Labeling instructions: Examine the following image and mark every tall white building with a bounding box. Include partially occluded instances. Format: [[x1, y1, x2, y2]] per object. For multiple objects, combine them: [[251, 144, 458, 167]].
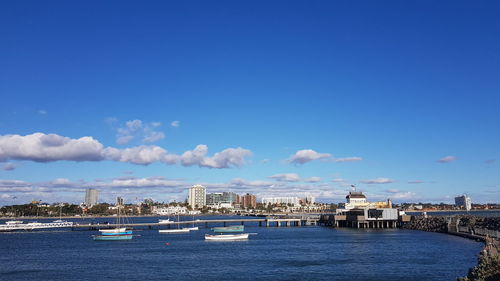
[[455, 195, 472, 211], [85, 188, 98, 206], [188, 184, 206, 208]]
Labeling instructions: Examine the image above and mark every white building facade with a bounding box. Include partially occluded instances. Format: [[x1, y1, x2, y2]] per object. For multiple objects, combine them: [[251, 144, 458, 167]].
[[188, 184, 206, 208], [85, 188, 98, 206], [262, 197, 300, 206], [455, 195, 472, 211]]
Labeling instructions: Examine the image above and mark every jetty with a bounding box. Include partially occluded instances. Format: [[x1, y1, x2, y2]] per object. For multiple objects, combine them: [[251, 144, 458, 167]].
[[70, 217, 319, 231]]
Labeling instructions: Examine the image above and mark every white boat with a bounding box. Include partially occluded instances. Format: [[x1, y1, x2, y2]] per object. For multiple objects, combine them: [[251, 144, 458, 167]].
[[159, 214, 190, 234], [205, 233, 249, 241], [159, 228, 190, 233], [5, 220, 23, 225], [99, 227, 127, 233], [183, 226, 199, 231], [158, 219, 173, 224]]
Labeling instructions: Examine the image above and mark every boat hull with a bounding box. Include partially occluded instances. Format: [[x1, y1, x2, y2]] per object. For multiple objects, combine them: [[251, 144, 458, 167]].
[[159, 229, 190, 233], [100, 231, 132, 235], [93, 234, 133, 241], [99, 227, 127, 233], [205, 233, 249, 241]]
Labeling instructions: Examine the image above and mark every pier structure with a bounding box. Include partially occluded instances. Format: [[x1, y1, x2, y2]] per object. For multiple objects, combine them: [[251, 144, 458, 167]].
[[318, 190, 411, 229], [69, 217, 319, 231]]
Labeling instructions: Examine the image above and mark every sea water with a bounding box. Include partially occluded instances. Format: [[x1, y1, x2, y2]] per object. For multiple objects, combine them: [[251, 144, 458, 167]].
[[0, 216, 483, 281]]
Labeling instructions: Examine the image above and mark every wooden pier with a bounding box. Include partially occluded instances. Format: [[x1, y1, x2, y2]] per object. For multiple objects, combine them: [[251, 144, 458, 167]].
[[71, 217, 318, 231]]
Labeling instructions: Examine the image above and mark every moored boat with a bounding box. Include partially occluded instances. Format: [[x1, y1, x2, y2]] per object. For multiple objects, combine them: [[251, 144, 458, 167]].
[[93, 234, 133, 241], [159, 228, 190, 233], [205, 233, 249, 241]]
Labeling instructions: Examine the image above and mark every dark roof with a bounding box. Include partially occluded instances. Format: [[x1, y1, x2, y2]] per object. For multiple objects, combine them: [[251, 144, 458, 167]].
[[346, 192, 366, 199]]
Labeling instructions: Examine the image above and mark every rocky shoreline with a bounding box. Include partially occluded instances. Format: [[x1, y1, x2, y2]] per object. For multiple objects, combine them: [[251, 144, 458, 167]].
[[403, 215, 499, 281]]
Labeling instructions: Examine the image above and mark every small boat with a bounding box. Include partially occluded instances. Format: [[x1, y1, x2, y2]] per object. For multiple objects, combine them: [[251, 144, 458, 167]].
[[212, 225, 244, 233], [94, 201, 133, 241], [205, 233, 249, 241], [159, 228, 190, 233], [99, 227, 127, 233], [159, 214, 189, 234], [93, 234, 133, 241], [158, 219, 173, 224], [183, 226, 199, 231]]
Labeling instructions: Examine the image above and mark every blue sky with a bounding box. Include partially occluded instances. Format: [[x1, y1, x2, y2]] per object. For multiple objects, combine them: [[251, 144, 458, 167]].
[[0, 0, 499, 205]]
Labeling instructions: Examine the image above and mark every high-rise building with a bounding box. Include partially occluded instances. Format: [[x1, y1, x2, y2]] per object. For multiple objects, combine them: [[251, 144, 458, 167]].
[[188, 184, 206, 208], [116, 197, 124, 206], [455, 195, 472, 211], [242, 193, 257, 208], [85, 188, 98, 206]]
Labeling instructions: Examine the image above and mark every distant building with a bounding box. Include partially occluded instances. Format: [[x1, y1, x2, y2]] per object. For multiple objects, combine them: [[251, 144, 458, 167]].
[[305, 195, 315, 205], [337, 191, 391, 211], [85, 188, 98, 206], [188, 184, 206, 208], [262, 197, 300, 206], [116, 197, 124, 206], [152, 206, 188, 215], [222, 192, 238, 204], [455, 195, 472, 211], [242, 193, 257, 208], [206, 193, 223, 205]]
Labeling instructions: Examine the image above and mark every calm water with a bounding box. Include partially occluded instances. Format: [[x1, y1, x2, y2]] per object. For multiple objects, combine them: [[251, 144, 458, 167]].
[[0, 216, 483, 281]]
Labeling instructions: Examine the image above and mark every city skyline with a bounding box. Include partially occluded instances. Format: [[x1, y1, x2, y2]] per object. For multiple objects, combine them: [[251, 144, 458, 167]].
[[1, 1, 499, 205]]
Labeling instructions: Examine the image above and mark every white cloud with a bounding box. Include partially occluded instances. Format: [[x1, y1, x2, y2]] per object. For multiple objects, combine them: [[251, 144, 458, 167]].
[[0, 133, 105, 162], [335, 157, 362, 163], [287, 149, 331, 164], [104, 145, 171, 165], [269, 173, 301, 182], [331, 178, 345, 183], [180, 145, 252, 169], [2, 163, 16, 171], [230, 178, 274, 187], [116, 119, 165, 144], [304, 177, 321, 183], [361, 178, 394, 184], [0, 133, 251, 169], [437, 155, 457, 163], [38, 109, 47, 115], [171, 120, 180, 128]]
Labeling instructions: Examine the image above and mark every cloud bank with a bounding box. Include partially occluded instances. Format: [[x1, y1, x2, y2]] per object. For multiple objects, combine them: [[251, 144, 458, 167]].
[[0, 133, 252, 169]]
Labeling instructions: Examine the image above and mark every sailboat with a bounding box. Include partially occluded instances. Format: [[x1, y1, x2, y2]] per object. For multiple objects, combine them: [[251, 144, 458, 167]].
[[183, 215, 199, 231], [159, 213, 189, 234], [93, 203, 133, 241]]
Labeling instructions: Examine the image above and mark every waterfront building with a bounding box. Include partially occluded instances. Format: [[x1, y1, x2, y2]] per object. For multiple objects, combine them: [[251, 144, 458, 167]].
[[206, 192, 223, 205], [337, 191, 391, 211], [152, 206, 188, 215], [262, 197, 300, 206], [188, 184, 206, 208], [84, 188, 98, 206], [222, 192, 238, 204], [332, 191, 403, 228], [242, 193, 257, 208], [455, 195, 472, 211], [305, 195, 315, 205]]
